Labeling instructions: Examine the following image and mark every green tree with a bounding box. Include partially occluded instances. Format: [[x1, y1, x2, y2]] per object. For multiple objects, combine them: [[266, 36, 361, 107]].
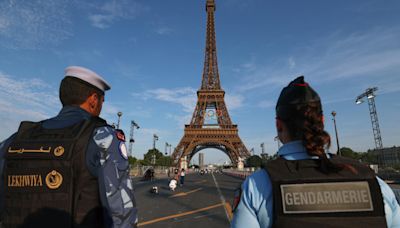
[[340, 147, 360, 160], [142, 148, 173, 166], [157, 156, 173, 166], [143, 148, 163, 164], [245, 155, 262, 168], [128, 156, 137, 165]]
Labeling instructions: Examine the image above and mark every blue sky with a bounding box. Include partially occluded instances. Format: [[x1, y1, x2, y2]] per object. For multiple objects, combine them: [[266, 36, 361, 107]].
[[0, 0, 399, 165]]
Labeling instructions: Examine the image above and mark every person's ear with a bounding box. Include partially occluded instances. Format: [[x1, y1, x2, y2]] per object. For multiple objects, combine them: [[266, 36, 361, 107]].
[[88, 93, 98, 109]]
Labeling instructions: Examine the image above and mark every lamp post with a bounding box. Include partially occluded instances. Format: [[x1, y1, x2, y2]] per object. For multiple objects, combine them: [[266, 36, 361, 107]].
[[153, 134, 159, 150], [117, 112, 123, 129], [129, 120, 140, 157], [331, 111, 341, 156], [274, 136, 281, 150], [165, 142, 169, 155]]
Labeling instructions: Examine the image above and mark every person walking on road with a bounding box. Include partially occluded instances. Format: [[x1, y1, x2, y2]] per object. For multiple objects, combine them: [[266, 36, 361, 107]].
[[231, 76, 400, 228], [0, 66, 138, 227], [180, 169, 186, 186]]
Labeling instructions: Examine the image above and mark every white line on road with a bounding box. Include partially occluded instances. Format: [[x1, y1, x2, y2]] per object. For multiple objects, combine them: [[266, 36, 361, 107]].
[[211, 172, 231, 223]]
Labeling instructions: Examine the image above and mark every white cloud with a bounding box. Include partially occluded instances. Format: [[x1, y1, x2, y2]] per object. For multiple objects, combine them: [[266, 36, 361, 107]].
[[0, 72, 59, 140], [258, 100, 275, 108], [155, 27, 173, 35], [225, 93, 244, 110], [141, 87, 197, 112], [0, 0, 72, 49], [138, 87, 244, 113], [88, 0, 147, 29], [288, 57, 296, 69], [235, 27, 400, 93]]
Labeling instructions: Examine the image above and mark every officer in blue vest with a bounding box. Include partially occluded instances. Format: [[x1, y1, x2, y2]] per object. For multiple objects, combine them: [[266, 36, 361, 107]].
[[231, 76, 400, 228], [0, 66, 138, 227]]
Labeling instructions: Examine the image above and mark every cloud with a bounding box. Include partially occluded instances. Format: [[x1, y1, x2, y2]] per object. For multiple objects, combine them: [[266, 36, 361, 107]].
[[0, 71, 59, 140], [88, 0, 148, 29], [137, 87, 244, 113], [288, 57, 296, 69], [225, 93, 244, 110], [258, 100, 275, 108], [235, 27, 400, 93], [140, 87, 197, 112], [0, 0, 72, 49], [155, 27, 173, 35]]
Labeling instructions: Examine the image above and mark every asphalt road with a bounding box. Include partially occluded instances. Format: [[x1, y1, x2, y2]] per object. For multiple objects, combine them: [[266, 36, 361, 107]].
[[134, 172, 243, 228]]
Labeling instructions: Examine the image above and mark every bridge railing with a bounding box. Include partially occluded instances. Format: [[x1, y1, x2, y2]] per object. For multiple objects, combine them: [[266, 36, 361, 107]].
[[222, 168, 257, 179]]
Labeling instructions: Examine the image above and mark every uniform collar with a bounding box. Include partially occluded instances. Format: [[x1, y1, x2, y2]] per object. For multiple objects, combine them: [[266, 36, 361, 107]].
[[277, 140, 312, 160], [277, 140, 332, 160], [58, 105, 92, 119]]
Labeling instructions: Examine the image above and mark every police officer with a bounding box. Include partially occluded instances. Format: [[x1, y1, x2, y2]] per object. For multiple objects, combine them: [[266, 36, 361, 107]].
[[231, 76, 400, 227], [0, 66, 138, 227]]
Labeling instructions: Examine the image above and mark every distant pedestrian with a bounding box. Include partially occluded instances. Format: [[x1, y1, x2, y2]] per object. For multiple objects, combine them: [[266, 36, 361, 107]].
[[180, 169, 186, 186], [169, 178, 178, 191]]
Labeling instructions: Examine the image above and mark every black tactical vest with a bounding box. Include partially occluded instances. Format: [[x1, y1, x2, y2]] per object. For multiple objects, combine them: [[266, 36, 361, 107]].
[[264, 156, 387, 228], [2, 117, 107, 228]]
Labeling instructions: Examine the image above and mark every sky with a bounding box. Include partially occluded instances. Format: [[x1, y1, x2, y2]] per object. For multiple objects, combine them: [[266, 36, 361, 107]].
[[0, 0, 399, 165]]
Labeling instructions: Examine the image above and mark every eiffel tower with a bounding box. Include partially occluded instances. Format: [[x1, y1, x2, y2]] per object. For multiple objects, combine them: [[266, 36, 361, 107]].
[[172, 0, 250, 167]]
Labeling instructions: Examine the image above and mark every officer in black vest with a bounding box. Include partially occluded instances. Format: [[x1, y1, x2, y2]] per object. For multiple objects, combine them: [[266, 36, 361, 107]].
[[0, 66, 138, 227], [231, 76, 400, 227]]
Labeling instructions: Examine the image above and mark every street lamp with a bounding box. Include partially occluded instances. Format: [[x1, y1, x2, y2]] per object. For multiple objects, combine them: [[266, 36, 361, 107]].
[[117, 112, 123, 129], [153, 134, 159, 150], [249, 148, 254, 156], [129, 120, 140, 156], [165, 142, 170, 155], [274, 136, 281, 150], [331, 111, 341, 156]]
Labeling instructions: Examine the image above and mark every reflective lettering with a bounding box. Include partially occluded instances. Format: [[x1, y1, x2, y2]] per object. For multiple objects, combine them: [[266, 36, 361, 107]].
[[331, 191, 343, 204], [285, 193, 293, 205], [361, 190, 369, 203], [7, 175, 43, 187], [293, 192, 300, 205]]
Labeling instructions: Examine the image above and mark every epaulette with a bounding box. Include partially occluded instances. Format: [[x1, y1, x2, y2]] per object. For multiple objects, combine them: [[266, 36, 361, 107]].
[[115, 129, 126, 142]]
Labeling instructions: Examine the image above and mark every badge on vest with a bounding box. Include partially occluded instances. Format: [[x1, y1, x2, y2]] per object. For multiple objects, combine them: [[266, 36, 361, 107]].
[[280, 181, 373, 214], [119, 142, 128, 160], [45, 170, 63, 189]]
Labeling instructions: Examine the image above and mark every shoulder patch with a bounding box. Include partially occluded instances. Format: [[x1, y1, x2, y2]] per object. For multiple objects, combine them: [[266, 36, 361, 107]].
[[115, 129, 126, 142], [119, 142, 129, 160]]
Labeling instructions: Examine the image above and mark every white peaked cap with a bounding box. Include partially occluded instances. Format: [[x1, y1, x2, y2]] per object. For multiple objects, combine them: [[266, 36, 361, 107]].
[[64, 66, 111, 92]]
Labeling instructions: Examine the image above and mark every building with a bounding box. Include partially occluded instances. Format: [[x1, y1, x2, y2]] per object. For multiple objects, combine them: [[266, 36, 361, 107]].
[[199, 153, 204, 169], [370, 146, 400, 167]]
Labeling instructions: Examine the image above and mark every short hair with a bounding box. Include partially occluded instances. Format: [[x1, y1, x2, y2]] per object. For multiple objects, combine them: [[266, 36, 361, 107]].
[[59, 76, 104, 106]]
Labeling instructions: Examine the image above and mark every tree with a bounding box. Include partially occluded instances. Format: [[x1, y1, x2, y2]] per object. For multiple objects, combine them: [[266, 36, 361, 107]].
[[340, 147, 360, 160], [128, 156, 137, 165], [143, 148, 163, 165], [245, 155, 262, 168], [142, 148, 173, 166]]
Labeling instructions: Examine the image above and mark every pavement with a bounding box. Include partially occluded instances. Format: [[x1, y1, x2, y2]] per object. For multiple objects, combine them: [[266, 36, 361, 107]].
[[133, 172, 243, 228]]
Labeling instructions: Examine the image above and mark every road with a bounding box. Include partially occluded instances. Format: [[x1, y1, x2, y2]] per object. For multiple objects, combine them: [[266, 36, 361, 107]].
[[134, 172, 242, 228]]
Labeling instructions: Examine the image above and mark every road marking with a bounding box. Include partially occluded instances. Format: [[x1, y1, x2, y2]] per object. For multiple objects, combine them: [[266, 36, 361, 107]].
[[212, 172, 231, 223], [224, 202, 233, 220], [169, 187, 203, 198], [137, 203, 224, 227]]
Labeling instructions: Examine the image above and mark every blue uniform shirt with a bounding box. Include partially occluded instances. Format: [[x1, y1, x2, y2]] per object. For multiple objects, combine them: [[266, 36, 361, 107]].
[[231, 140, 400, 228], [0, 106, 137, 227]]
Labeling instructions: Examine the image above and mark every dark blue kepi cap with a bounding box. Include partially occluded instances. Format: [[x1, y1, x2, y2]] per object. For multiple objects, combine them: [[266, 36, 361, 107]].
[[276, 76, 321, 119]]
